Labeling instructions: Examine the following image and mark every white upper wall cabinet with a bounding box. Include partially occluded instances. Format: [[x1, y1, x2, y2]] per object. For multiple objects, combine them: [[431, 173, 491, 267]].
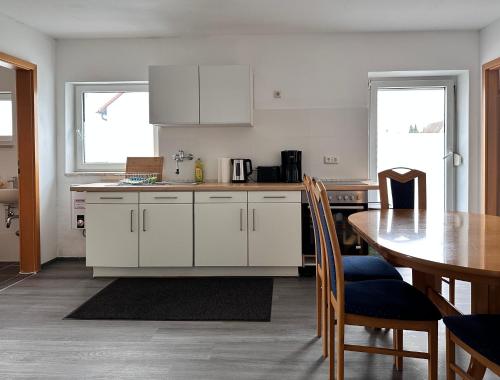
[[199, 65, 252, 125], [149, 65, 200, 125], [148, 64, 253, 126]]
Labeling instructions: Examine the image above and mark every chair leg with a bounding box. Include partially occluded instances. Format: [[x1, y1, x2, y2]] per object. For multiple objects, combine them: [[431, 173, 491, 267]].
[[316, 272, 322, 338], [428, 323, 438, 380], [449, 279, 455, 305], [336, 316, 345, 380], [322, 277, 328, 358], [328, 302, 335, 379], [446, 329, 456, 380], [393, 329, 403, 370]]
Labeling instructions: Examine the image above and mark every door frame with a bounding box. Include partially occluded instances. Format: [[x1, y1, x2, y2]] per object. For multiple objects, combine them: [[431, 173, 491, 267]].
[[0, 52, 40, 273], [483, 57, 500, 215], [368, 78, 457, 211]]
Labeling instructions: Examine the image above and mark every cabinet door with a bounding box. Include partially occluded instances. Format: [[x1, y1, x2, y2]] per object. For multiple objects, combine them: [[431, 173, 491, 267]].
[[139, 204, 193, 267], [86, 204, 139, 267], [195, 203, 247, 266], [149, 65, 200, 125], [249, 203, 301, 267], [199, 65, 252, 125]]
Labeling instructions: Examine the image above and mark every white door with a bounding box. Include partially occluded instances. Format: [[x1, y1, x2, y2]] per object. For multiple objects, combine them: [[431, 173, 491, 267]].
[[248, 203, 302, 267], [195, 203, 247, 266], [148, 65, 200, 125], [199, 65, 252, 124], [369, 79, 458, 211], [86, 203, 139, 267], [139, 204, 193, 267]]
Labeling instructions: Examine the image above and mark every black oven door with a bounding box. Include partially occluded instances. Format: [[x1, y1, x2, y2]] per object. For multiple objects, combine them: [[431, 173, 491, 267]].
[[330, 204, 368, 255]]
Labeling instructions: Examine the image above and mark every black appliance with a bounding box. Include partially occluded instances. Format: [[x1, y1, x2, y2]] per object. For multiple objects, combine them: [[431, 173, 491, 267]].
[[231, 159, 253, 183], [301, 188, 368, 267], [257, 166, 281, 183], [281, 150, 302, 183]]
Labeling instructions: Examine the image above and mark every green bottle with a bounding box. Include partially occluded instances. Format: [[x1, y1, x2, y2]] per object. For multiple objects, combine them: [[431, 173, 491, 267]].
[[195, 158, 204, 183]]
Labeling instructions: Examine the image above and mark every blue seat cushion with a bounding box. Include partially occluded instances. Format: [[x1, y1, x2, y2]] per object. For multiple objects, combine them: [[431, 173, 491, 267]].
[[343, 256, 402, 282], [345, 279, 442, 321], [444, 314, 500, 365]]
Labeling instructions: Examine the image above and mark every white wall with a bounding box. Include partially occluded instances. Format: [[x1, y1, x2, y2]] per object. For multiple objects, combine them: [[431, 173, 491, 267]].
[[56, 32, 480, 257], [0, 13, 57, 264], [0, 66, 18, 261]]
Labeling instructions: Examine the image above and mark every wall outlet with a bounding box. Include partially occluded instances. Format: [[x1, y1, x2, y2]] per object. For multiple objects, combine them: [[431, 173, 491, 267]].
[[324, 155, 339, 165]]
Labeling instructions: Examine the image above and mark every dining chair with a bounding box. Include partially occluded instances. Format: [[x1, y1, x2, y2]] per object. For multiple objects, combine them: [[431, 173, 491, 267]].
[[303, 175, 403, 359], [444, 314, 500, 379], [315, 179, 442, 380]]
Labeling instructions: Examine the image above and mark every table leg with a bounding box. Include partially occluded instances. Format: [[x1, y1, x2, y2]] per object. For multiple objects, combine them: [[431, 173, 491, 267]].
[[466, 282, 500, 380], [411, 270, 441, 295]]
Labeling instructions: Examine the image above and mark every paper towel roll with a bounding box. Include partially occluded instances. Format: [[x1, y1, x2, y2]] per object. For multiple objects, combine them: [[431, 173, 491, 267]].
[[218, 158, 231, 183]]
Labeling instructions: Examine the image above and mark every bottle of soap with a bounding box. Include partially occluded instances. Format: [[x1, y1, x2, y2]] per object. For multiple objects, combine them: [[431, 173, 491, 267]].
[[195, 158, 204, 183]]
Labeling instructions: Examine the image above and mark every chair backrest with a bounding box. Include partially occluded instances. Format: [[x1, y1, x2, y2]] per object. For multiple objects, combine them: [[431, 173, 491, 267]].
[[303, 175, 322, 267], [378, 168, 427, 210], [314, 179, 345, 310]]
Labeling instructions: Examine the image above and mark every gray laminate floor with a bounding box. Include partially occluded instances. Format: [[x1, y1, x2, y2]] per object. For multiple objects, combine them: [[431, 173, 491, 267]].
[[0, 260, 496, 379]]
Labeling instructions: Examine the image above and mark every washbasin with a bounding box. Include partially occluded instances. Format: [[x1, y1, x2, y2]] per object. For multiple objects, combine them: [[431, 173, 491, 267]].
[[0, 189, 18, 204]]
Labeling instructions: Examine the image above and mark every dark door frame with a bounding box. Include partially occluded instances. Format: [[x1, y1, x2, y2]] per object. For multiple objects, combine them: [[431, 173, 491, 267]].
[[0, 52, 40, 273]]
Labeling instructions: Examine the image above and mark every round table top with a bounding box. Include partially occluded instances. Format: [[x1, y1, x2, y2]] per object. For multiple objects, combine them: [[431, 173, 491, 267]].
[[348, 210, 500, 282]]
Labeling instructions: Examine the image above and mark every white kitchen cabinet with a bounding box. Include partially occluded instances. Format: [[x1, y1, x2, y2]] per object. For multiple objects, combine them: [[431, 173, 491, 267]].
[[139, 204, 193, 267], [86, 203, 139, 267], [199, 65, 252, 125], [149, 65, 200, 125], [195, 203, 248, 266], [248, 202, 302, 267]]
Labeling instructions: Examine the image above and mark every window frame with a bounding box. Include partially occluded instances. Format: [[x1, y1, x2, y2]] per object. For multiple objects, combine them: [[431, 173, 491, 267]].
[[368, 78, 456, 210], [0, 92, 15, 146], [74, 82, 157, 172]]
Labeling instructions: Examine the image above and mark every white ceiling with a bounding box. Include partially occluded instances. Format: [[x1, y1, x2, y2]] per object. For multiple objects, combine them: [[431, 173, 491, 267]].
[[0, 0, 499, 39]]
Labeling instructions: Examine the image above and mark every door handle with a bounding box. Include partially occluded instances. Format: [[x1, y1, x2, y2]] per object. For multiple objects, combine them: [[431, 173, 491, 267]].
[[100, 196, 124, 200], [143, 209, 146, 232], [252, 208, 256, 231], [443, 151, 462, 167], [209, 196, 233, 199], [263, 195, 286, 199], [240, 208, 243, 231], [154, 196, 178, 199], [130, 210, 134, 232]]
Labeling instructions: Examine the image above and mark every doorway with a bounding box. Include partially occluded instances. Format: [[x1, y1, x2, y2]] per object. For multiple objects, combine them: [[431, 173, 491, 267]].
[[483, 58, 500, 216], [0, 52, 40, 274], [369, 79, 457, 211]]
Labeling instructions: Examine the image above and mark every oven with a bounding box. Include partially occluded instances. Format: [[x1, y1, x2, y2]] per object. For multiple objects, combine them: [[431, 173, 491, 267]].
[[301, 189, 369, 268]]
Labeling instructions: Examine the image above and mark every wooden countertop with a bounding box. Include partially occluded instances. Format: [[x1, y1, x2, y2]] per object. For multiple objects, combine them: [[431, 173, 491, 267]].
[[70, 181, 378, 192]]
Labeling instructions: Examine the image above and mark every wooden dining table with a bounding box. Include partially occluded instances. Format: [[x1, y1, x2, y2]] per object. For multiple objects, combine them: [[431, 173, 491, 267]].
[[348, 209, 500, 380]]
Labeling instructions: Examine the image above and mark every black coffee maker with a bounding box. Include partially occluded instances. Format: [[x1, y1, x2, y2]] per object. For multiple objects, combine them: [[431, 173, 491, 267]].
[[281, 150, 302, 183]]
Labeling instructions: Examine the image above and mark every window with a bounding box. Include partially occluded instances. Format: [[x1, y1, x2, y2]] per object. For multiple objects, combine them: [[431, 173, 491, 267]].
[[75, 83, 156, 171], [0, 92, 14, 146]]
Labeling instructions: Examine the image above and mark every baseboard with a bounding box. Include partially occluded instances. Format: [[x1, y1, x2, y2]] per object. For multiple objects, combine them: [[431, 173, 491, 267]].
[[42, 257, 85, 268]]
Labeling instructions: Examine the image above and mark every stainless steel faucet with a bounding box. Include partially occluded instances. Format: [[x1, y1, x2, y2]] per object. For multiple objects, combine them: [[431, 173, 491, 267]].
[[5, 205, 18, 229], [172, 150, 194, 175]]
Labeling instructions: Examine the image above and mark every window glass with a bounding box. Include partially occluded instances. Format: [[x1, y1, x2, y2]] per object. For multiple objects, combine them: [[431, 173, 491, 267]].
[[81, 91, 154, 165], [0, 94, 13, 138]]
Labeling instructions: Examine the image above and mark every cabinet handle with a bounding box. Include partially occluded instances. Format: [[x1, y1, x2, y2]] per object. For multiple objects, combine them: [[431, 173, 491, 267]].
[[263, 195, 286, 199], [130, 210, 134, 232], [100, 196, 124, 200], [154, 196, 178, 199], [252, 208, 256, 231], [209, 196, 233, 199], [240, 208, 243, 231], [143, 209, 147, 232]]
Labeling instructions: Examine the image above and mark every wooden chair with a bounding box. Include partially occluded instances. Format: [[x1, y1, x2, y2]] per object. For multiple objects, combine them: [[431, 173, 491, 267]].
[[315, 179, 441, 380], [444, 314, 500, 379], [303, 175, 403, 359]]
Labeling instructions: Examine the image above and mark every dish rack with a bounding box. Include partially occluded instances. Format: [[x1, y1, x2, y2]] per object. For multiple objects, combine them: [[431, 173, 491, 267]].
[[119, 172, 160, 185]]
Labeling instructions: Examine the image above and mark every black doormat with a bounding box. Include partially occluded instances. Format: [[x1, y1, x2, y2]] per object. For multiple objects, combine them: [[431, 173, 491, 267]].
[[66, 277, 274, 321]]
